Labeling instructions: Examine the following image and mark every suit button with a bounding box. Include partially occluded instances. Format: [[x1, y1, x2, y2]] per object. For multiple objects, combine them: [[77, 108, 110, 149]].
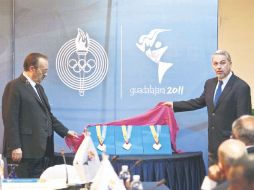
[[212, 113, 215, 116], [211, 126, 215, 130]]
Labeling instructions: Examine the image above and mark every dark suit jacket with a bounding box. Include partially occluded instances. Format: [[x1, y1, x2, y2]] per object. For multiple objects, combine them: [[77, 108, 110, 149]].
[[173, 74, 252, 154], [247, 146, 254, 154], [2, 74, 69, 159]]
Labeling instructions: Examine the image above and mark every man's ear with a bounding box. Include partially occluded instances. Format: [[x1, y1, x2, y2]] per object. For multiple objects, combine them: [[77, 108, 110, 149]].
[[28, 65, 36, 72]]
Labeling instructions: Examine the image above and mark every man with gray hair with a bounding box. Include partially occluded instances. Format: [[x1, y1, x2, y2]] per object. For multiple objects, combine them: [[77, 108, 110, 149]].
[[231, 115, 254, 153], [164, 50, 252, 165]]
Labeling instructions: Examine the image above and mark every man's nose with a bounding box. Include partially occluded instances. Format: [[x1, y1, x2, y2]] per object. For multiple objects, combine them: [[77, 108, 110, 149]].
[[216, 64, 222, 69]]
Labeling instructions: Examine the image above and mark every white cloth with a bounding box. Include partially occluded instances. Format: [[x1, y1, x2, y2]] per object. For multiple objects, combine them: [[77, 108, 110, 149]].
[[40, 164, 82, 189], [90, 155, 126, 190], [200, 176, 217, 190], [73, 133, 100, 183]]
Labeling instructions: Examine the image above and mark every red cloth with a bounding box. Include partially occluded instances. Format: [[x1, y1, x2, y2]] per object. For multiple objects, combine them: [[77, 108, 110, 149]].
[[65, 102, 180, 152], [65, 134, 85, 153]]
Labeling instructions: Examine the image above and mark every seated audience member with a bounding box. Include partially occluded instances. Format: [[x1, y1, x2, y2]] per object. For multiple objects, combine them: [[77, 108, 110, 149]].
[[209, 139, 246, 182], [201, 139, 247, 190], [227, 155, 254, 190], [231, 115, 254, 153]]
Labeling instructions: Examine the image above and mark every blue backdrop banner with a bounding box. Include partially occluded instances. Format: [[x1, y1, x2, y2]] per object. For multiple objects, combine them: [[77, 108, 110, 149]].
[[12, 0, 217, 168]]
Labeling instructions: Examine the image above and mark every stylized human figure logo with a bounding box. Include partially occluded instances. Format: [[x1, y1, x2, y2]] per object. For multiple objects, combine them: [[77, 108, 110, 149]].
[[136, 29, 173, 84], [56, 28, 108, 96]]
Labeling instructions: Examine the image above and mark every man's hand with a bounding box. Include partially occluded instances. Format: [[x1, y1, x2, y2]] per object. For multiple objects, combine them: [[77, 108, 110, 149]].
[[208, 164, 225, 182], [163, 101, 173, 107], [67, 130, 78, 138], [11, 148, 22, 162]]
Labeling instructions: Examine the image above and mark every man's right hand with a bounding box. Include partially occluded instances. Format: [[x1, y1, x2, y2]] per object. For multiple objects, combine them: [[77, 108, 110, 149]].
[[11, 148, 22, 162], [163, 101, 173, 107], [208, 164, 225, 182]]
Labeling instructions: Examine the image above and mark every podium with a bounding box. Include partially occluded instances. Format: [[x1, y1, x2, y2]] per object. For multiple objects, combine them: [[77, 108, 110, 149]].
[[88, 125, 172, 156]]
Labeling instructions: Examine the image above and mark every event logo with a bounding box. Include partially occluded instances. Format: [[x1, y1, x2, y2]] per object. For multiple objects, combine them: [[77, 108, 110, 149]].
[[56, 28, 109, 96], [136, 29, 173, 84]]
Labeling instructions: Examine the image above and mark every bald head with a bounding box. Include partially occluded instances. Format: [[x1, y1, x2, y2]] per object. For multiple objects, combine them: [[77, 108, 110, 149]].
[[218, 139, 247, 171], [232, 115, 254, 146]]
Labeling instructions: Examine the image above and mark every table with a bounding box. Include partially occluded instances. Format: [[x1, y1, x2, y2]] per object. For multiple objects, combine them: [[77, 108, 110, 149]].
[[143, 182, 170, 190], [54, 151, 206, 190]]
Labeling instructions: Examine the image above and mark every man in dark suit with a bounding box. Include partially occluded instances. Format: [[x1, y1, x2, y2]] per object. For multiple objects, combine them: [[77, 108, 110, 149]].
[[231, 115, 254, 154], [164, 50, 252, 165], [2, 53, 77, 178]]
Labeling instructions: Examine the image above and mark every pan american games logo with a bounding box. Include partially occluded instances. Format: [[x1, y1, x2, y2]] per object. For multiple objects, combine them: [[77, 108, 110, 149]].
[[56, 28, 108, 96], [136, 29, 173, 84]]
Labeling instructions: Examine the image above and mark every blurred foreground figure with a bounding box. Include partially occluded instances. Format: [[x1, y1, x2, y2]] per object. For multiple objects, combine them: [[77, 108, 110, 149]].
[[228, 155, 254, 190]]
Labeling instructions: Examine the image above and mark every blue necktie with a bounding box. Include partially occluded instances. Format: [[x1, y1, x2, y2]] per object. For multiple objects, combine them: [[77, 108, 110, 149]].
[[214, 80, 223, 106]]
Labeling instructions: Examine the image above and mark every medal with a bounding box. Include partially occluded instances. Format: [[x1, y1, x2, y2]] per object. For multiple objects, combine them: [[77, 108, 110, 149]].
[[96, 125, 107, 151], [121, 125, 132, 150]]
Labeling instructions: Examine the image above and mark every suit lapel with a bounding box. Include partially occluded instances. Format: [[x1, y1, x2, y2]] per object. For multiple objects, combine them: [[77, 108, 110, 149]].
[[18, 75, 47, 110], [36, 84, 51, 111], [209, 78, 218, 110]]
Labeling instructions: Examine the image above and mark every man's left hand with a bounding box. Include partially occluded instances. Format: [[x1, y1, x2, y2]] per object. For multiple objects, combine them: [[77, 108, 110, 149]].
[[67, 130, 78, 138]]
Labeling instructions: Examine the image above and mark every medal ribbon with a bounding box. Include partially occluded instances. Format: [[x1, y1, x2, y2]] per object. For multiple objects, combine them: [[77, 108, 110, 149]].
[[96, 125, 107, 145], [149, 125, 160, 144], [121, 125, 132, 144], [122, 125, 128, 143]]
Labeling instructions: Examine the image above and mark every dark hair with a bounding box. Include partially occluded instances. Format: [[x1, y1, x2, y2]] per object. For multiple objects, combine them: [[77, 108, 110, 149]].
[[232, 155, 254, 183], [23, 53, 48, 71]]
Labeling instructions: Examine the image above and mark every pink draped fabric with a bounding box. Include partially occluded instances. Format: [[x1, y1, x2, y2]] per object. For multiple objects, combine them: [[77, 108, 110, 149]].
[[65, 102, 180, 153], [65, 134, 85, 153]]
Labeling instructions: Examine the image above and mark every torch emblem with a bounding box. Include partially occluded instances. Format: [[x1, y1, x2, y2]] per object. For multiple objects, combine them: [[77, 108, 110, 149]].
[[56, 28, 109, 96]]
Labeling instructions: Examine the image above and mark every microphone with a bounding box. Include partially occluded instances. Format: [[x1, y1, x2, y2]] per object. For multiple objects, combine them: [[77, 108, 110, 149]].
[[60, 149, 69, 185], [60, 150, 85, 190], [111, 155, 119, 162], [129, 159, 143, 172], [148, 179, 166, 190]]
